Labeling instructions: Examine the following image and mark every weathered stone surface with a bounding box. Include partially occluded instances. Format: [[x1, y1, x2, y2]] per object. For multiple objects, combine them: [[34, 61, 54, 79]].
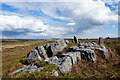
[[76, 49, 96, 62], [51, 70, 59, 76], [96, 45, 109, 60], [9, 65, 44, 75], [62, 53, 77, 65], [69, 46, 79, 52], [44, 39, 67, 57], [44, 56, 59, 65], [74, 36, 78, 43], [57, 55, 72, 74], [79, 42, 98, 48], [37, 46, 48, 58], [65, 40, 69, 44], [27, 49, 44, 63]]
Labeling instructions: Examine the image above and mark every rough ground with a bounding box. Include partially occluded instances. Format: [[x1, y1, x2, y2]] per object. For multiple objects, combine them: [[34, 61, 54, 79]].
[[1, 39, 120, 79]]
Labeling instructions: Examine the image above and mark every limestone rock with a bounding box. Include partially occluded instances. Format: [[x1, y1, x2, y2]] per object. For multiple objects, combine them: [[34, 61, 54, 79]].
[[58, 55, 72, 74], [44, 39, 67, 57], [51, 70, 59, 76], [9, 65, 44, 75], [76, 49, 96, 62], [65, 40, 69, 44], [79, 42, 98, 48], [27, 49, 44, 63], [37, 46, 48, 58], [44, 56, 59, 65], [96, 45, 109, 60]]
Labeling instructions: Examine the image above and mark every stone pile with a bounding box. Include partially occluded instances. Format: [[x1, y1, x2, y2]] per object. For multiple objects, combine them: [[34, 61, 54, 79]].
[[10, 36, 109, 76]]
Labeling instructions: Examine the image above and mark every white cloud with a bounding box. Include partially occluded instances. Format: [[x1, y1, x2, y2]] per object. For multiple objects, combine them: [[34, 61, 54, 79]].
[[67, 22, 75, 26], [1, 0, 118, 38], [112, 25, 116, 27], [0, 15, 48, 31]]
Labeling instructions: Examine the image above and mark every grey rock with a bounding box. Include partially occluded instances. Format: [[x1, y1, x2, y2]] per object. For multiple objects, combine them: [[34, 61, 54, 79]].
[[37, 46, 48, 58], [69, 46, 79, 52], [62, 52, 77, 65], [44, 56, 59, 65], [79, 46, 84, 48], [79, 42, 98, 48], [99, 37, 103, 45], [96, 45, 109, 60], [74, 51, 81, 60], [62, 52, 81, 65], [51, 70, 59, 76], [65, 40, 69, 44], [76, 49, 96, 62], [44, 39, 67, 57], [58, 55, 72, 74], [27, 49, 44, 63], [9, 65, 44, 75], [74, 36, 78, 43]]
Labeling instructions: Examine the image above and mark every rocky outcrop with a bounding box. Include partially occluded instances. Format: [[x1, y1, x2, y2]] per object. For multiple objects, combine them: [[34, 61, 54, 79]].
[[27, 39, 67, 63], [76, 49, 96, 62], [11, 37, 110, 75]]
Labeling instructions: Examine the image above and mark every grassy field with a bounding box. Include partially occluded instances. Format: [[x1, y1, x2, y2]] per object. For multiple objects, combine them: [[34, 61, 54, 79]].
[[1, 39, 120, 79]]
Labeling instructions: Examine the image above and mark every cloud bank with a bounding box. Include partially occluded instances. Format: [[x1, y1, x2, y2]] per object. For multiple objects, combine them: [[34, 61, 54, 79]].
[[1, 0, 118, 39]]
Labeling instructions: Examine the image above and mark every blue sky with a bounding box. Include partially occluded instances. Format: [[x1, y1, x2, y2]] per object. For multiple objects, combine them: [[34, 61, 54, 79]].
[[0, 0, 119, 39]]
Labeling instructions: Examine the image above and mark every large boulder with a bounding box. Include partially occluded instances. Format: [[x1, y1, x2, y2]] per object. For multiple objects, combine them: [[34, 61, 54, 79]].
[[44, 39, 67, 57], [57, 55, 72, 74], [27, 49, 44, 63], [44, 56, 59, 66], [76, 49, 96, 62]]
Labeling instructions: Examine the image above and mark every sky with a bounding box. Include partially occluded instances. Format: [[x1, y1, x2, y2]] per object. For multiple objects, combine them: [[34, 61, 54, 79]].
[[0, 0, 119, 39]]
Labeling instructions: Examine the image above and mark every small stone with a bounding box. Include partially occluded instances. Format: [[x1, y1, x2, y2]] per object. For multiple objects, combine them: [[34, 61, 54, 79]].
[[51, 70, 59, 76]]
